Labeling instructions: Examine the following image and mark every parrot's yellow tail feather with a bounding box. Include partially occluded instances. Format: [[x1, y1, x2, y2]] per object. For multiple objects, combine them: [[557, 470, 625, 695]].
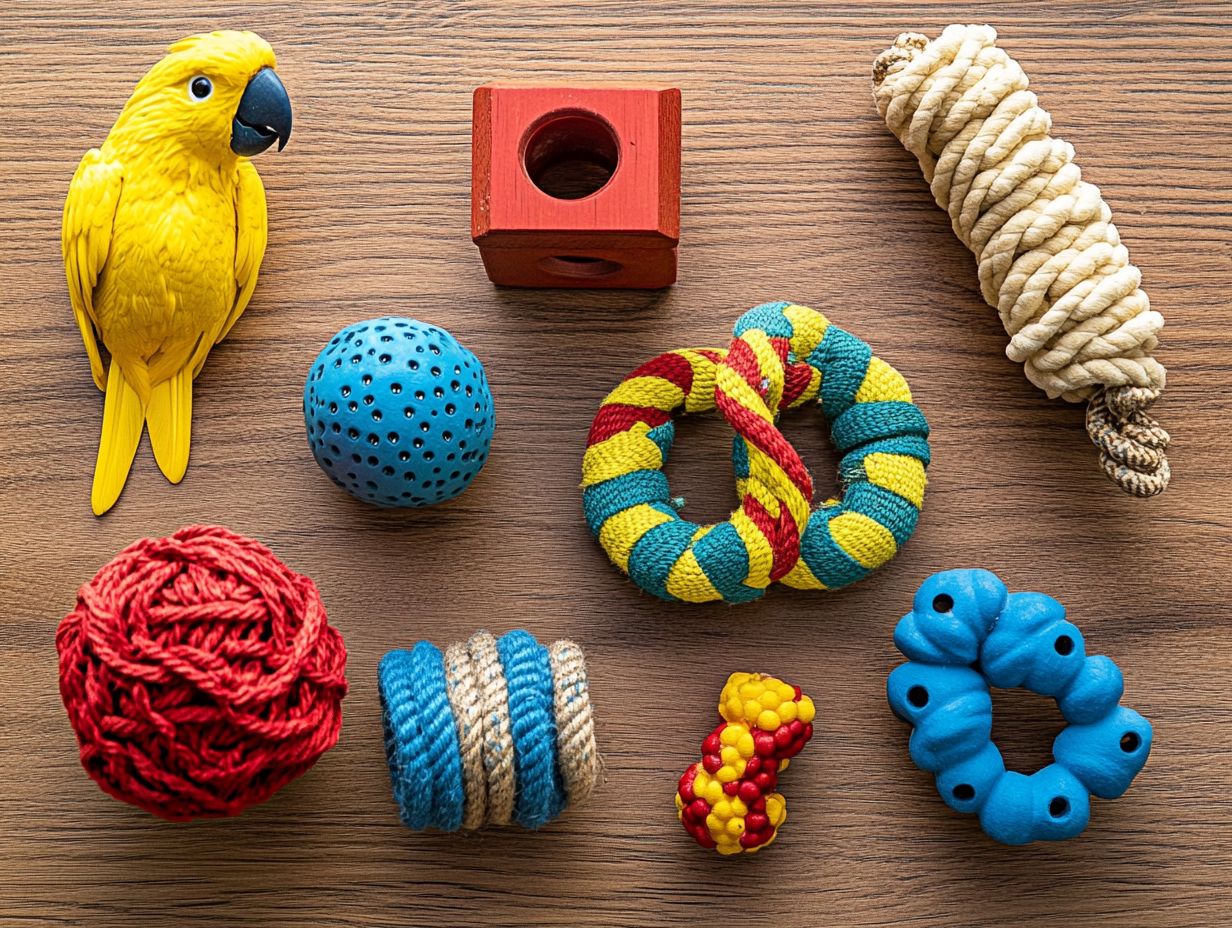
[[92, 360, 144, 516], [147, 368, 193, 484]]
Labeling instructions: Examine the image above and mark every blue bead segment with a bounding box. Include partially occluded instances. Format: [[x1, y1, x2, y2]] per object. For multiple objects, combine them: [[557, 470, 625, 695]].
[[887, 568, 1153, 845]]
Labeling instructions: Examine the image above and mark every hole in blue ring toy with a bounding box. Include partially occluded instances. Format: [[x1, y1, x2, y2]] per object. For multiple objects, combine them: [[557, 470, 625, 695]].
[[1054, 635, 1074, 655], [1049, 797, 1069, 818], [952, 784, 975, 802], [933, 594, 954, 613], [1121, 732, 1140, 752], [907, 686, 929, 708]]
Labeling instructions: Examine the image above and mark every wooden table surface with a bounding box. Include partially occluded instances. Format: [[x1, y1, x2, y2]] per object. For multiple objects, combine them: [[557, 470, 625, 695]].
[[2, 1, 1230, 925]]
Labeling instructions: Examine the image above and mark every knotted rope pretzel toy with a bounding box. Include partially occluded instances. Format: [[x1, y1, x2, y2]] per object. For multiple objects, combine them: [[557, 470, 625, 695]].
[[873, 24, 1170, 497], [582, 301, 930, 604], [889, 569, 1153, 845], [378, 630, 599, 831], [676, 672, 815, 854]]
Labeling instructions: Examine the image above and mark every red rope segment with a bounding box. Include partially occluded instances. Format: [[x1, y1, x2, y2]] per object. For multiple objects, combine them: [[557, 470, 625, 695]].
[[56, 525, 348, 821]]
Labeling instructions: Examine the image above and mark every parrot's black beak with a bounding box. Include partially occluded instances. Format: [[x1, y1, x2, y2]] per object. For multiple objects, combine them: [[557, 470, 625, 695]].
[[231, 67, 292, 156]]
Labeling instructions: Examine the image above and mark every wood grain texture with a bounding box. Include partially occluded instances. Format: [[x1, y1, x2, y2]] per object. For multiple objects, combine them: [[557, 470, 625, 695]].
[[2, 1, 1230, 925]]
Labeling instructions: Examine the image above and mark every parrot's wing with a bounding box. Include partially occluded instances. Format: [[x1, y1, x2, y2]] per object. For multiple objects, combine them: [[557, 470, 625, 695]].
[[213, 158, 268, 349], [63, 149, 123, 392]]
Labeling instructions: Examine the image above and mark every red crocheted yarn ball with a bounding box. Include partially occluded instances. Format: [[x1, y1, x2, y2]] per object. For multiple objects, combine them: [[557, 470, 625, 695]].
[[56, 525, 348, 821]]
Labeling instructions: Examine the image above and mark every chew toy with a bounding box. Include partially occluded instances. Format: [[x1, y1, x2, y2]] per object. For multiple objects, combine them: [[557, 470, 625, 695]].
[[56, 525, 348, 820], [676, 672, 815, 854], [63, 31, 293, 514], [305, 317, 495, 507], [582, 301, 929, 603], [472, 84, 680, 288], [378, 630, 599, 831], [888, 568, 1153, 845], [873, 25, 1169, 496]]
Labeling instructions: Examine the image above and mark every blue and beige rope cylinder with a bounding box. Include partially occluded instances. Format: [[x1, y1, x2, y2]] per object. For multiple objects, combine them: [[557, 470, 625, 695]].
[[378, 630, 599, 831]]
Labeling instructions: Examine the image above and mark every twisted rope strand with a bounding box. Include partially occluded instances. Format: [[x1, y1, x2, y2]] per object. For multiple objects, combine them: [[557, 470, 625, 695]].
[[873, 24, 1170, 497], [548, 640, 599, 806]]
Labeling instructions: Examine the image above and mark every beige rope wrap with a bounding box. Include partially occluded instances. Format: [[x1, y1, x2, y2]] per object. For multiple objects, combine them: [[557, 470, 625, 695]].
[[465, 631, 517, 826], [873, 24, 1170, 497], [443, 641, 490, 830], [548, 640, 600, 806], [441, 632, 600, 829]]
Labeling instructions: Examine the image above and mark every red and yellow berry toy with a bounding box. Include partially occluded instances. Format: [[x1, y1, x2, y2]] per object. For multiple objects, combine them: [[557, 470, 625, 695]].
[[676, 672, 815, 854]]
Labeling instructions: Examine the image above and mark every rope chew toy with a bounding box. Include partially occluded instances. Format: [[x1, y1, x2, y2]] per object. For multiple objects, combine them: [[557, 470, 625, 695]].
[[379, 630, 599, 831], [873, 25, 1170, 497], [676, 672, 815, 854], [583, 301, 930, 603], [888, 569, 1153, 845], [56, 525, 348, 820]]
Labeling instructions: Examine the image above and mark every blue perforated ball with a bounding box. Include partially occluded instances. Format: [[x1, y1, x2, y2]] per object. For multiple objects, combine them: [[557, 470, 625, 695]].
[[304, 317, 495, 507]]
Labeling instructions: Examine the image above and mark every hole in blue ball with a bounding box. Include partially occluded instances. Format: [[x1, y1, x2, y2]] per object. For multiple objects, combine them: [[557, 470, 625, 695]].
[[1054, 635, 1074, 655], [1120, 732, 1140, 753], [1049, 797, 1069, 818], [952, 784, 975, 802], [932, 594, 954, 613], [907, 686, 929, 708]]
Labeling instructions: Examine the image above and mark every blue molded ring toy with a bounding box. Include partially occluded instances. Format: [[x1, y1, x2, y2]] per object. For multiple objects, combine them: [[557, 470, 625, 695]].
[[887, 569, 1153, 845]]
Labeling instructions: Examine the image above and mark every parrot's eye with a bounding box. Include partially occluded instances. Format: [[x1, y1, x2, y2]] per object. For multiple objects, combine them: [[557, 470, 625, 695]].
[[188, 76, 213, 101]]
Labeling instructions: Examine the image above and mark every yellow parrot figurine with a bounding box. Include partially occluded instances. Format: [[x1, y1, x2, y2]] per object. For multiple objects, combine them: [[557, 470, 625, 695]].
[[62, 30, 292, 515]]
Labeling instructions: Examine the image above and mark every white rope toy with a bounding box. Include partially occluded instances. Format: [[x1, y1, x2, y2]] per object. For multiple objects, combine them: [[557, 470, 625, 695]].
[[873, 24, 1170, 497]]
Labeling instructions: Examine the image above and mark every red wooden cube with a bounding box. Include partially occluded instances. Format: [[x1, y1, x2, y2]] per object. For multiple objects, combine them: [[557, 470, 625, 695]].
[[472, 84, 681, 289]]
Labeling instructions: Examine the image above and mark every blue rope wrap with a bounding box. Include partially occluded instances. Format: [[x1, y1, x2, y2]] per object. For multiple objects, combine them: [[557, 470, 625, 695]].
[[378, 642, 464, 831], [498, 630, 567, 828]]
